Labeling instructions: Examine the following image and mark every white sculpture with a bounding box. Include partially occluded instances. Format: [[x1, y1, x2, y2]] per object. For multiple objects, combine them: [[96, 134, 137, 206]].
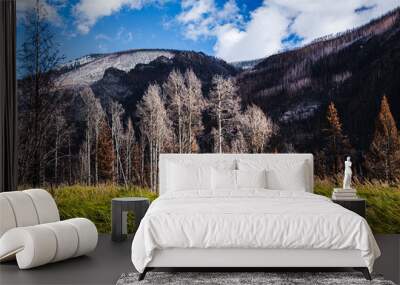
[[343, 156, 352, 189]]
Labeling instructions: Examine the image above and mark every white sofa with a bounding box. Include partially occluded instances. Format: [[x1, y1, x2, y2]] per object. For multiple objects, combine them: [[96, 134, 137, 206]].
[[0, 189, 98, 269]]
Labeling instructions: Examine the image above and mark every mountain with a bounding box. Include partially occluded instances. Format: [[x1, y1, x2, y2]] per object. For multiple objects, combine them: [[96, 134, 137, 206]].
[[55, 49, 176, 89], [90, 50, 237, 114], [49, 7, 400, 155], [237, 8, 400, 153], [53, 48, 236, 118], [58, 54, 104, 70], [229, 58, 263, 70]]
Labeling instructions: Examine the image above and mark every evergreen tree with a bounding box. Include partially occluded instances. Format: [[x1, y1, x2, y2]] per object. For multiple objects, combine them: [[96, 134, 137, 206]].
[[366, 96, 400, 183], [97, 120, 114, 183], [322, 102, 352, 175]]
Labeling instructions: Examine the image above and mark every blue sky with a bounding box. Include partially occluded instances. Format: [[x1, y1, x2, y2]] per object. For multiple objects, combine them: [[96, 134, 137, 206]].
[[17, 0, 399, 63]]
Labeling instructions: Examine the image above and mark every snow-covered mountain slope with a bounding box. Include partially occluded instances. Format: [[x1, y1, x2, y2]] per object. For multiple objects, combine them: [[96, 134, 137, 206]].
[[59, 54, 104, 70], [230, 58, 263, 70], [55, 50, 175, 89]]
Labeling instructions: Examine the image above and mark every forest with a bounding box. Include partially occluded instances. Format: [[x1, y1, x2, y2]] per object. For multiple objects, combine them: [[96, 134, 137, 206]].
[[17, 2, 400, 192]]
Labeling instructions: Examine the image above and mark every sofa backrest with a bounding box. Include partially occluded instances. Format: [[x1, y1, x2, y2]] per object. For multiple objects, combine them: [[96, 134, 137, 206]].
[[159, 153, 314, 195], [0, 189, 60, 237]]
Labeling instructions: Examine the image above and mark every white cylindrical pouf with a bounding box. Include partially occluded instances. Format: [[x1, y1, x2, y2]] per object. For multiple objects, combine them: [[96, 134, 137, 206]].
[[0, 197, 17, 237], [65, 218, 98, 257], [0, 192, 39, 227], [0, 226, 58, 269], [42, 221, 79, 262], [23, 189, 60, 224]]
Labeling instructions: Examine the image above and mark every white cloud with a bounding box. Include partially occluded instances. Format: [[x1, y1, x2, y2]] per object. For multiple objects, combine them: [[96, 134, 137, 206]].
[[178, 0, 214, 24], [95, 34, 113, 41], [97, 43, 109, 53], [176, 0, 243, 40], [116, 27, 134, 42], [276, 0, 399, 44], [73, 0, 167, 34], [177, 0, 400, 62], [94, 26, 134, 51], [95, 27, 134, 43], [213, 3, 291, 62], [17, 0, 64, 26]]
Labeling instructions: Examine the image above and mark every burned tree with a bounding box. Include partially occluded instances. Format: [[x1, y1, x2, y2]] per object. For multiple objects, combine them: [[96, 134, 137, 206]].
[[18, 0, 65, 186]]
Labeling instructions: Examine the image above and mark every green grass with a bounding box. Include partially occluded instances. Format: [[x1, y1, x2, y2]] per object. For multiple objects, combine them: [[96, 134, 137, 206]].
[[47, 182, 399, 234], [50, 184, 157, 233], [315, 180, 400, 234]]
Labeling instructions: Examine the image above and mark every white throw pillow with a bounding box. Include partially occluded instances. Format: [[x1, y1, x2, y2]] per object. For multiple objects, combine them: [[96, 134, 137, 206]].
[[167, 162, 212, 192], [212, 168, 237, 190], [236, 169, 267, 189], [237, 158, 309, 191], [266, 161, 308, 191]]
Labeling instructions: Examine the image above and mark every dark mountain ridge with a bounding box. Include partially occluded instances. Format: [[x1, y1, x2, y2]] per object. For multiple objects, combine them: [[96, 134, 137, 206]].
[[237, 7, 400, 153]]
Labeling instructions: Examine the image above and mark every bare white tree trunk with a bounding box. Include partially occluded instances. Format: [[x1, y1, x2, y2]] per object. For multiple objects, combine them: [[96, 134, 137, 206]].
[[137, 83, 172, 193], [80, 87, 105, 185], [209, 75, 241, 153], [140, 137, 145, 185], [110, 101, 127, 186], [178, 102, 182, 153], [86, 128, 91, 185], [188, 95, 192, 153], [163, 69, 186, 153], [125, 118, 135, 184], [68, 134, 72, 184], [241, 105, 276, 153], [149, 135, 153, 191], [95, 130, 98, 185], [55, 129, 58, 184], [54, 112, 66, 185], [217, 91, 222, 154], [183, 69, 204, 153]]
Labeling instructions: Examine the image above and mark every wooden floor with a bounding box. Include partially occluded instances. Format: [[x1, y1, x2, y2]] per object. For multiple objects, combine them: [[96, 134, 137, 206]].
[[0, 234, 399, 285]]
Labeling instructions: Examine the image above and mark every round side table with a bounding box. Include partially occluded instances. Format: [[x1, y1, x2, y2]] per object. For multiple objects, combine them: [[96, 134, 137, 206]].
[[111, 197, 150, 242]]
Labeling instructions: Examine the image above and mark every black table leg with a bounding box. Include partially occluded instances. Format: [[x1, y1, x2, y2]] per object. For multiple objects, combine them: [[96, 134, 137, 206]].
[[112, 202, 123, 241]]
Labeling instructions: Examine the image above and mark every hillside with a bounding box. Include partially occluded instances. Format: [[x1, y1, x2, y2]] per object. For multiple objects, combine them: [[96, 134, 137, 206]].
[[90, 50, 237, 114], [237, 8, 400, 153], [230, 58, 263, 70], [45, 7, 400, 155], [50, 48, 237, 123], [16, 7, 400, 189], [55, 49, 176, 88]]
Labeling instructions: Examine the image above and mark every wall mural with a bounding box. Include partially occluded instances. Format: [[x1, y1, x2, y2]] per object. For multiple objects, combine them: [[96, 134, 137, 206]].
[[16, 0, 400, 233]]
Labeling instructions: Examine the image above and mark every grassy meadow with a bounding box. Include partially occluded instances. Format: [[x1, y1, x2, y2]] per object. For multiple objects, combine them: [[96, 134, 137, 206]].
[[315, 180, 400, 234], [45, 182, 400, 234], [50, 185, 157, 233]]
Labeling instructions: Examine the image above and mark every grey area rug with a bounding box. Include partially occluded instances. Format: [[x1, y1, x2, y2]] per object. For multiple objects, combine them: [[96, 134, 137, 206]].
[[116, 272, 396, 285]]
